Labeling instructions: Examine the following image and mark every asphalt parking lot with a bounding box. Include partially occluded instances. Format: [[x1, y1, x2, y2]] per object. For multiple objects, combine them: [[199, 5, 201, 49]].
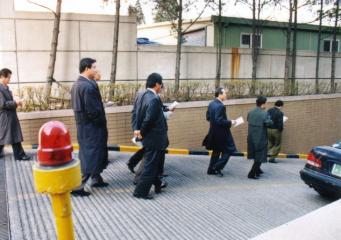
[[1, 151, 334, 240]]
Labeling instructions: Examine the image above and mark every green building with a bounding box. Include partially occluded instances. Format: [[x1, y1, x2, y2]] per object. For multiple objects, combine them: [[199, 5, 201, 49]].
[[211, 16, 341, 52]]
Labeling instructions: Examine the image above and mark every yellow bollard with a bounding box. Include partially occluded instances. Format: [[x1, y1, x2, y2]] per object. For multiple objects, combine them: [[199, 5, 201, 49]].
[[32, 121, 81, 240]]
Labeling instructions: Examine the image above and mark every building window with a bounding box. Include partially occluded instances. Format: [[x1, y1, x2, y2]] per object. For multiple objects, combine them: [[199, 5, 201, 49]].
[[240, 33, 262, 48], [323, 39, 339, 52]]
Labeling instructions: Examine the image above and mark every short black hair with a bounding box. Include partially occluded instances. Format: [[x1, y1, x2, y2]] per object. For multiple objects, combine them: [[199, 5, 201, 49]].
[[146, 73, 163, 88], [275, 100, 284, 107], [0, 68, 12, 78], [256, 96, 267, 106], [215, 87, 225, 98], [79, 58, 96, 73]]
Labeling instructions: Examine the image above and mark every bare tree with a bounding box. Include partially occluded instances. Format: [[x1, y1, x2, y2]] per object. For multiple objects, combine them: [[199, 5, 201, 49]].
[[283, 0, 293, 95], [236, 0, 279, 95], [153, 0, 215, 93], [290, 0, 298, 95], [28, 0, 62, 103], [315, 0, 324, 94], [331, 0, 340, 93], [109, 0, 121, 99], [215, 0, 223, 88]]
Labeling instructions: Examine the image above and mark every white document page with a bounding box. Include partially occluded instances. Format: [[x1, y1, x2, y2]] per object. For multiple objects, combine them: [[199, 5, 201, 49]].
[[233, 116, 244, 127]]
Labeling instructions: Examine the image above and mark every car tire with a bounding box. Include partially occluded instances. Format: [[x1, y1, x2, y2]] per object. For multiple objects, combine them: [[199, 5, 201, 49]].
[[314, 187, 339, 199]]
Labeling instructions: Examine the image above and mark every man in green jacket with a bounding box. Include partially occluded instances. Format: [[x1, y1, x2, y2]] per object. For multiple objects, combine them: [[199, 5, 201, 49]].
[[267, 100, 284, 163], [247, 96, 273, 179]]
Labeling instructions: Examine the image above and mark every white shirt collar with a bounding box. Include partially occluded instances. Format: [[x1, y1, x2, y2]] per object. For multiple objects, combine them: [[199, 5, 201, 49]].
[[216, 97, 223, 103], [80, 74, 92, 81], [147, 88, 157, 95]]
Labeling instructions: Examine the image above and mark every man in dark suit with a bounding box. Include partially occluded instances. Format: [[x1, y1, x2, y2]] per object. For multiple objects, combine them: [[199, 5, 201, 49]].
[[267, 100, 284, 163], [203, 87, 237, 177], [128, 88, 169, 177], [133, 73, 168, 200], [70, 58, 109, 197]]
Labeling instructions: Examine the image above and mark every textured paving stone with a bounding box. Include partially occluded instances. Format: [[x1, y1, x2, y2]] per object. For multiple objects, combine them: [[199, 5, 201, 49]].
[[5, 151, 333, 240]]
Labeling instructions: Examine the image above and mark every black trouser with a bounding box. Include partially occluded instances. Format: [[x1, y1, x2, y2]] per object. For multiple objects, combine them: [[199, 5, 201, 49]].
[[0, 142, 26, 159], [207, 151, 231, 173], [74, 173, 103, 191], [134, 149, 165, 183], [133, 149, 164, 197], [248, 161, 262, 177], [128, 148, 145, 168]]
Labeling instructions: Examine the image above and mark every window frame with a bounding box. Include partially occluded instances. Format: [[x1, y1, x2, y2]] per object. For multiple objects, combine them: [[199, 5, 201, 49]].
[[240, 32, 263, 49], [323, 39, 340, 52]]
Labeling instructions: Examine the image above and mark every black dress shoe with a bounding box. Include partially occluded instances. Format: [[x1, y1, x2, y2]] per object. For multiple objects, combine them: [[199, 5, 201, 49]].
[[127, 163, 135, 173], [133, 193, 153, 200], [91, 182, 109, 188], [216, 170, 224, 177], [71, 189, 91, 197], [248, 175, 259, 179], [155, 181, 168, 194], [16, 155, 31, 161], [0, 154, 4, 158], [269, 158, 278, 163], [207, 170, 217, 175]]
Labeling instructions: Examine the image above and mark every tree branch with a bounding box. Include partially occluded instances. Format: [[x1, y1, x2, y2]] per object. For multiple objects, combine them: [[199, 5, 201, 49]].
[[182, 0, 214, 33], [27, 0, 57, 17]]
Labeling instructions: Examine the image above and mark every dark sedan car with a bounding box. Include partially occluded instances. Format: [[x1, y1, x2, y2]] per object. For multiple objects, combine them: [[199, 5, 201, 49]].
[[300, 143, 341, 198]]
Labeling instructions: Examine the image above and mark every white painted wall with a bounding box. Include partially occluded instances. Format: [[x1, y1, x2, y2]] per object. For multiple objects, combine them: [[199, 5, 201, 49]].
[[1, 0, 340, 94]]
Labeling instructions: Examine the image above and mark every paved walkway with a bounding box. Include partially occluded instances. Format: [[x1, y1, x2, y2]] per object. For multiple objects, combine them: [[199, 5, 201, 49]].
[[3, 151, 333, 240]]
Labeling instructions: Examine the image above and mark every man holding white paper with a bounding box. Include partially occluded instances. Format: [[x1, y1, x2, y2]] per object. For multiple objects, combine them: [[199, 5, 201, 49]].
[[202, 87, 237, 177]]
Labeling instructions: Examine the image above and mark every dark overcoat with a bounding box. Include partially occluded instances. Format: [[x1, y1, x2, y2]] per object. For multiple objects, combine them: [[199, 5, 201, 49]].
[[136, 90, 169, 150], [203, 99, 237, 153], [0, 84, 23, 145], [71, 76, 108, 175], [247, 107, 273, 163]]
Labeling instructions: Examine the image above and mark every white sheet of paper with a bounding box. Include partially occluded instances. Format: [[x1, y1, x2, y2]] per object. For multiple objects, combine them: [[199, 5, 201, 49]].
[[104, 101, 114, 108], [233, 116, 244, 127], [131, 137, 143, 147], [168, 101, 179, 111], [283, 116, 288, 123], [163, 111, 173, 120]]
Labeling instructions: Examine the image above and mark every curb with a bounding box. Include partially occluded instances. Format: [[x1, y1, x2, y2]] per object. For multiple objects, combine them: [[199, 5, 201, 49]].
[[25, 144, 308, 159]]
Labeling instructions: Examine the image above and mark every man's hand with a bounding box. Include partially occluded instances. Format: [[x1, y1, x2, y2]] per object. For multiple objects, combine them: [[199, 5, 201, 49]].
[[15, 100, 22, 107], [134, 130, 142, 139], [231, 120, 236, 125]]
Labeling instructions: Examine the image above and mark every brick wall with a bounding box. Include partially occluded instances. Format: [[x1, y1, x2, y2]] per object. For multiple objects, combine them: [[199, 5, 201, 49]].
[[18, 94, 341, 154]]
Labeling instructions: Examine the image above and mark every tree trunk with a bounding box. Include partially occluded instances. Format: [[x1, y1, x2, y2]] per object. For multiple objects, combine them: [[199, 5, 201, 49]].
[[250, 0, 257, 96], [290, 0, 298, 95], [284, 0, 293, 96], [110, 0, 121, 99], [44, 0, 62, 103], [174, 0, 183, 93], [215, 0, 222, 88], [331, 0, 340, 93], [315, 0, 323, 94]]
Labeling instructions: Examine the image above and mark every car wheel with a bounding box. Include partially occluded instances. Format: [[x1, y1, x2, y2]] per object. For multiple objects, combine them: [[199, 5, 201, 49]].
[[313, 187, 339, 199]]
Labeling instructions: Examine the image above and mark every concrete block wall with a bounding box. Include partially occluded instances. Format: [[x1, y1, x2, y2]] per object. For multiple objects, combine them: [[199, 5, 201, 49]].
[[18, 94, 341, 154]]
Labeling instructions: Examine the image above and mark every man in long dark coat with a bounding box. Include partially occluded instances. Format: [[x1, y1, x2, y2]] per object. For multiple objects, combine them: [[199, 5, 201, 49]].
[[247, 96, 273, 179], [133, 73, 168, 200], [0, 68, 30, 160], [71, 58, 109, 197], [203, 87, 237, 177]]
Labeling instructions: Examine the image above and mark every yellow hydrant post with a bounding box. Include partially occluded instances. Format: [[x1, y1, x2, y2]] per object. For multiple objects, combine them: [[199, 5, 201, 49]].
[[32, 121, 81, 240]]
